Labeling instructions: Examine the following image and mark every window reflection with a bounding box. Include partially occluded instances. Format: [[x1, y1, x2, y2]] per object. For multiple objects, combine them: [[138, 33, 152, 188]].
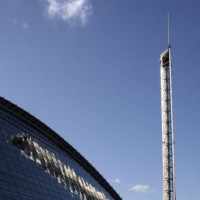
[[11, 133, 108, 200], [0, 107, 118, 200]]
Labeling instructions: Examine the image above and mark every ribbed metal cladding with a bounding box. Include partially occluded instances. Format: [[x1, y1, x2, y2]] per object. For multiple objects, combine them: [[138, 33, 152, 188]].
[[0, 97, 122, 200]]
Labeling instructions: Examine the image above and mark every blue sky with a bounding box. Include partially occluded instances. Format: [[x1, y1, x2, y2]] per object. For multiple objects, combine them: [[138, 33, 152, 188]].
[[0, 0, 200, 199]]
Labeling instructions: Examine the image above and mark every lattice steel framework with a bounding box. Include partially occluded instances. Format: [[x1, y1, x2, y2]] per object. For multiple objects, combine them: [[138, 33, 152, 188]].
[[160, 10, 176, 200], [160, 12, 176, 200]]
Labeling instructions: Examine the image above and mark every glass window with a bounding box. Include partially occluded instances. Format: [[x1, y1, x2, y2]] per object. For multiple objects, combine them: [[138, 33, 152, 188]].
[[0, 109, 116, 200]]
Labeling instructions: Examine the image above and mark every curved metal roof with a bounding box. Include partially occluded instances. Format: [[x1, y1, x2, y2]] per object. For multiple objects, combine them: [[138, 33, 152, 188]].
[[0, 97, 122, 200]]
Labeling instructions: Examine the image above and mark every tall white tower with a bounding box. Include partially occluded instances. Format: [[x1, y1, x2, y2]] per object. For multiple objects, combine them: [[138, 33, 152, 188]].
[[160, 10, 176, 200]]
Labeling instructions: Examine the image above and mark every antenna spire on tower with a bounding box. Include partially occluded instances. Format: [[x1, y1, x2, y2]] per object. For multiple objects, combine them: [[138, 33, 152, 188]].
[[167, 8, 171, 48]]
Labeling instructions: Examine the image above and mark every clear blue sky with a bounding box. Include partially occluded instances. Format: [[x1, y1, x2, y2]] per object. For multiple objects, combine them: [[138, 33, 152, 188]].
[[0, 0, 200, 199]]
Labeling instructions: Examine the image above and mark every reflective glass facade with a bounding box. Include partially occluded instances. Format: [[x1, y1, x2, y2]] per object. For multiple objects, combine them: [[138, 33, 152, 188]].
[[0, 98, 121, 200]]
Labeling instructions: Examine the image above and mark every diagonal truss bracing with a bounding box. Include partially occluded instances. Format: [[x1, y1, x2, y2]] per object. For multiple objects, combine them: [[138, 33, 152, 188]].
[[160, 47, 176, 200]]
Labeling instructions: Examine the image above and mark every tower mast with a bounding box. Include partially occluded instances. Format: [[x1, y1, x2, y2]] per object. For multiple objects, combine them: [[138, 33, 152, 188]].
[[160, 9, 176, 200]]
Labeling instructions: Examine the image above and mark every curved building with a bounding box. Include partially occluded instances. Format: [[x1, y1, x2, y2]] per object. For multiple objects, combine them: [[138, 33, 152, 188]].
[[0, 97, 122, 200]]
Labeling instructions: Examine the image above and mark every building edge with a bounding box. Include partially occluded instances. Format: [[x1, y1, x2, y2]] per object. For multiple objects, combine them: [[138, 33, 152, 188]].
[[0, 96, 122, 200]]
